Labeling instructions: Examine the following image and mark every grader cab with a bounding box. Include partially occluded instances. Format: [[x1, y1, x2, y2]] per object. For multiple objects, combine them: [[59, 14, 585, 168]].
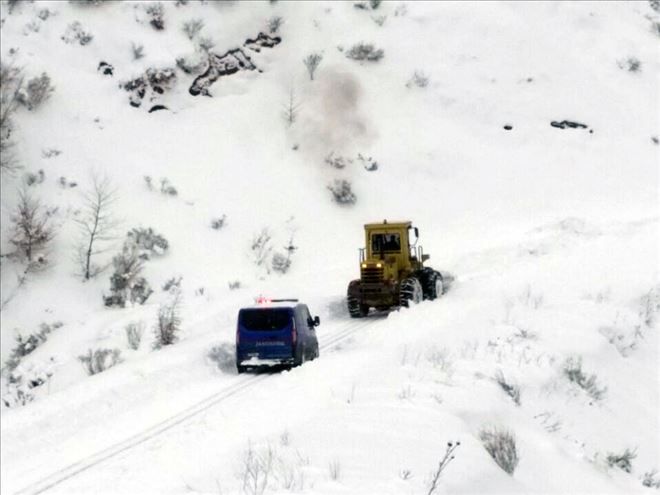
[[346, 220, 444, 317]]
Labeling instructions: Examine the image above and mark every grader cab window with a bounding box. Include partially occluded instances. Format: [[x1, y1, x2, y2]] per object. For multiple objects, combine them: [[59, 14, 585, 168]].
[[372, 233, 401, 253]]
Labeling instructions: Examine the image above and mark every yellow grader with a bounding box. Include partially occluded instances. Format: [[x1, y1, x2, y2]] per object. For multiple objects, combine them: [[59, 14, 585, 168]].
[[346, 220, 444, 317]]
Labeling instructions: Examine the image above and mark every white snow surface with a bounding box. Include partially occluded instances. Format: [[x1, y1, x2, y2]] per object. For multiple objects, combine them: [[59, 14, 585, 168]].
[[0, 1, 658, 494]]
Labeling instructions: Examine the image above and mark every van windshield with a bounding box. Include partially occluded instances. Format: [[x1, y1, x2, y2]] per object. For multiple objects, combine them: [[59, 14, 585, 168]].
[[240, 309, 291, 331]]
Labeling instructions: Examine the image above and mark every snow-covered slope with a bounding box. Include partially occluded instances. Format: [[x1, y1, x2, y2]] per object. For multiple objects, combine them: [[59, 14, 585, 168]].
[[1, 1, 658, 494]]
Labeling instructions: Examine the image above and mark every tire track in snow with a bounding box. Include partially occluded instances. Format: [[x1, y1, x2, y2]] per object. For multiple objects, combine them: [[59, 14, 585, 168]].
[[13, 317, 382, 495]]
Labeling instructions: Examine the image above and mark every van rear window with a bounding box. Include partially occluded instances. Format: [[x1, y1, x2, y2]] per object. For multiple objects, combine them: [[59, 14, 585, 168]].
[[239, 309, 292, 331]]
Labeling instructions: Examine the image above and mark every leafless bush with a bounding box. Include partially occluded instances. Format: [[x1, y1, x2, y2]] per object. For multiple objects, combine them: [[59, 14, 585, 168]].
[[251, 228, 273, 272], [562, 356, 607, 401], [125, 321, 144, 350], [327, 179, 356, 205], [639, 285, 660, 327], [182, 18, 204, 40], [103, 241, 151, 307], [16, 72, 54, 111], [606, 448, 637, 473], [479, 427, 518, 475], [146, 3, 165, 31], [162, 275, 182, 293], [4, 322, 62, 371], [1, 62, 23, 174], [229, 280, 241, 290], [197, 36, 215, 53], [75, 174, 119, 280], [240, 443, 275, 495], [328, 459, 341, 481], [153, 289, 182, 349], [406, 70, 429, 88], [268, 16, 283, 34], [303, 52, 323, 81], [617, 57, 642, 73], [282, 86, 301, 126], [642, 469, 660, 488], [78, 348, 122, 375], [271, 252, 291, 274], [159, 177, 178, 196], [24, 169, 45, 186], [9, 188, 55, 266], [211, 215, 226, 230], [131, 42, 145, 60], [345, 42, 384, 62], [61, 21, 93, 45], [494, 369, 521, 406], [126, 227, 169, 259], [427, 441, 460, 495]]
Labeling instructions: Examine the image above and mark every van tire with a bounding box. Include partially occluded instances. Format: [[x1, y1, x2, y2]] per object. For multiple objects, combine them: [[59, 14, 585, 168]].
[[237, 365, 247, 374]]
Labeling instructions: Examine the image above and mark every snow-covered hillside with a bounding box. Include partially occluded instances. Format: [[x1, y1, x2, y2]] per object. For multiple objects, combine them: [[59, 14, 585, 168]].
[[1, 1, 658, 494]]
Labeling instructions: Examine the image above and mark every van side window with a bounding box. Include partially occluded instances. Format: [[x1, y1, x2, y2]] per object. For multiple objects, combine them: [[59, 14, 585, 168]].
[[301, 305, 312, 327]]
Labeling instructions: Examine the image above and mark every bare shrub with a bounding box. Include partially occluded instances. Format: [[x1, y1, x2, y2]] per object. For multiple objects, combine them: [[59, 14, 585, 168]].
[[75, 174, 119, 280], [9, 188, 55, 265], [17, 73, 54, 111], [153, 289, 182, 349], [639, 285, 660, 327], [4, 322, 62, 371], [268, 16, 283, 34], [61, 21, 93, 45], [182, 18, 204, 40], [427, 441, 460, 495], [103, 241, 152, 307], [146, 3, 165, 31], [642, 469, 660, 488], [606, 448, 637, 473], [251, 228, 273, 272], [162, 275, 182, 293], [127, 227, 169, 259], [24, 169, 45, 186], [328, 459, 341, 481], [197, 36, 215, 53], [562, 356, 607, 401], [494, 369, 521, 406], [78, 348, 122, 375], [327, 179, 356, 205], [211, 215, 226, 230], [406, 70, 430, 88], [240, 443, 275, 495], [617, 57, 642, 73], [125, 321, 144, 350], [479, 427, 519, 475], [131, 42, 145, 60], [1, 62, 24, 174], [229, 280, 241, 290], [159, 177, 178, 196], [303, 52, 323, 80], [346, 42, 384, 62], [270, 252, 290, 274], [282, 86, 301, 126]]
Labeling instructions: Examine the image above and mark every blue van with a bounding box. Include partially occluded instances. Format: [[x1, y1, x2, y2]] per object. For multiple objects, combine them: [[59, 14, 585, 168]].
[[236, 299, 320, 373]]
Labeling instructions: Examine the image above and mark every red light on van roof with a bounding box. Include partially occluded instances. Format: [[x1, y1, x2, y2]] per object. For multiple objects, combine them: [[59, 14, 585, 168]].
[[255, 296, 271, 304]]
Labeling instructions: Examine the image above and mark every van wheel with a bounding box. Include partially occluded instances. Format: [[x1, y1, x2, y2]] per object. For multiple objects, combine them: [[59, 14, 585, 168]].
[[237, 365, 247, 374]]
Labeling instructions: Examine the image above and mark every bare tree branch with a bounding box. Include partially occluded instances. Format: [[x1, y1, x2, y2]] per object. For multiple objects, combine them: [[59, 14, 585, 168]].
[[74, 174, 119, 280]]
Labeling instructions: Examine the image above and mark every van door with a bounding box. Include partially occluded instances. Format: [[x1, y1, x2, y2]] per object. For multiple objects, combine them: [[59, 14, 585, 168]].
[[237, 308, 295, 362]]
